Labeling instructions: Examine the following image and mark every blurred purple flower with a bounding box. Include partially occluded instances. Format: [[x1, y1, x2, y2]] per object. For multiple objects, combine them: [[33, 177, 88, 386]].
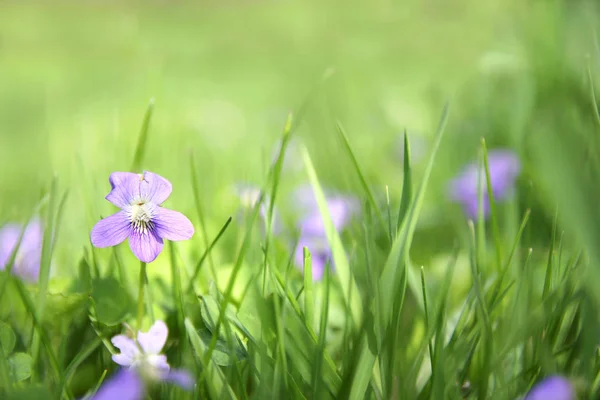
[[91, 171, 194, 263], [90, 369, 144, 400], [294, 236, 333, 281], [524, 375, 575, 400], [293, 185, 359, 237], [291, 185, 358, 280], [0, 218, 43, 282], [448, 149, 520, 219], [111, 320, 194, 390]]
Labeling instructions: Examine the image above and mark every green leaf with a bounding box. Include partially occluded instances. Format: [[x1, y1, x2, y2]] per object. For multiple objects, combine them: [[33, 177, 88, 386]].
[[0, 321, 16, 355], [8, 352, 32, 382], [92, 278, 135, 326], [198, 328, 247, 366]]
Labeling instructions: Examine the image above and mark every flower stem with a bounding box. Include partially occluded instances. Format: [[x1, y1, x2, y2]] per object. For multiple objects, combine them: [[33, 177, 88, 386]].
[[136, 261, 147, 332]]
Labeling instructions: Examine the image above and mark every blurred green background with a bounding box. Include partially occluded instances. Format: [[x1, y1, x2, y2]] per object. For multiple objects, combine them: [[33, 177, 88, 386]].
[[0, 0, 598, 280]]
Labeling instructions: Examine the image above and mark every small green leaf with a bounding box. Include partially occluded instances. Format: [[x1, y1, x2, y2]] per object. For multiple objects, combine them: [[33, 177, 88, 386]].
[[9, 352, 32, 382], [0, 321, 16, 354], [92, 278, 134, 326]]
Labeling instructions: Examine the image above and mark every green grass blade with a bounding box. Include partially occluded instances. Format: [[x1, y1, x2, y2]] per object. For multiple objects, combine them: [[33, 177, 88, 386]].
[[397, 130, 412, 231], [481, 138, 503, 270], [185, 318, 237, 400], [186, 216, 232, 294], [301, 146, 362, 327], [131, 98, 155, 171], [303, 247, 314, 331], [345, 103, 450, 400], [190, 152, 220, 283], [336, 121, 387, 238], [169, 242, 186, 363], [311, 265, 331, 399]]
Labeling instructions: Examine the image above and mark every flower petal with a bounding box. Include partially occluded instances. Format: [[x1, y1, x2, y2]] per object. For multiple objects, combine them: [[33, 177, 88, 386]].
[[0, 224, 22, 269], [137, 320, 168, 355], [525, 376, 574, 400], [0, 219, 43, 282], [91, 211, 131, 248], [91, 369, 144, 400], [139, 171, 172, 205], [146, 354, 170, 373], [111, 335, 140, 366], [300, 197, 358, 236], [163, 369, 195, 390], [106, 172, 142, 208], [129, 229, 164, 263], [153, 208, 194, 241], [487, 150, 521, 199]]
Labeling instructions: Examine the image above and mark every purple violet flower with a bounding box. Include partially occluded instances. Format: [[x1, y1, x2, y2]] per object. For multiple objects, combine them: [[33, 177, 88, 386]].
[[0, 218, 43, 282], [91, 171, 194, 263], [291, 185, 358, 280], [524, 375, 575, 400], [293, 185, 359, 237], [90, 369, 144, 400], [294, 236, 333, 281], [448, 149, 520, 219], [111, 320, 194, 390]]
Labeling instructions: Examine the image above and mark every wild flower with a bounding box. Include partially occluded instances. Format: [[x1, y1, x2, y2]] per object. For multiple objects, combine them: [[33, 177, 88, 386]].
[[91, 171, 194, 262], [448, 149, 520, 219], [0, 218, 43, 282]]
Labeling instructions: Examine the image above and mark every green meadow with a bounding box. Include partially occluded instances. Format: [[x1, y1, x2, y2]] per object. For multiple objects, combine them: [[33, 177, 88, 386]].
[[0, 1, 599, 399]]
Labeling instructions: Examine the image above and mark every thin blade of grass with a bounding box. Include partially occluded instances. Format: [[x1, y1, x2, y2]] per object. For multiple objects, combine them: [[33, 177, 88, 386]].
[[130, 98, 155, 171], [311, 264, 331, 399], [344, 103, 450, 400], [186, 216, 232, 293], [190, 152, 221, 284], [301, 146, 362, 327], [481, 139, 504, 270], [303, 247, 314, 331], [336, 121, 387, 238], [185, 318, 237, 400], [397, 130, 412, 231]]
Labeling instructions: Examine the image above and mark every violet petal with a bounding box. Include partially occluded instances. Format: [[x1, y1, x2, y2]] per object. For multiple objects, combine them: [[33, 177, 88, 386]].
[[106, 172, 142, 208], [111, 335, 140, 367], [91, 211, 131, 248], [163, 369, 195, 390], [128, 230, 164, 263], [525, 376, 575, 400], [0, 224, 21, 268], [137, 320, 168, 355], [153, 208, 195, 241], [91, 369, 144, 400], [139, 171, 172, 205]]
